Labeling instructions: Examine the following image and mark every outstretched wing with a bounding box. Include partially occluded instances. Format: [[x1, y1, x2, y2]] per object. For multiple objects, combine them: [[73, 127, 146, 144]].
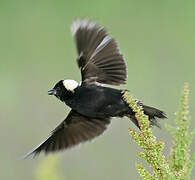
[[71, 19, 127, 85], [24, 110, 110, 158]]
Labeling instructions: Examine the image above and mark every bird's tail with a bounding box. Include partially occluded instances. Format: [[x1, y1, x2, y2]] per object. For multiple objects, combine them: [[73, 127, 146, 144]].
[[126, 104, 166, 128]]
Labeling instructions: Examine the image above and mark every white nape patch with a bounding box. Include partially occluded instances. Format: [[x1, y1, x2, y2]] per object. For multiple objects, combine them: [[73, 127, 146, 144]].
[[63, 79, 79, 92]]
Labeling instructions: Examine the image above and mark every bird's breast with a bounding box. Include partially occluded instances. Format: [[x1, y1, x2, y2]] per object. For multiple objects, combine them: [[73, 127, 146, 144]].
[[65, 85, 128, 118]]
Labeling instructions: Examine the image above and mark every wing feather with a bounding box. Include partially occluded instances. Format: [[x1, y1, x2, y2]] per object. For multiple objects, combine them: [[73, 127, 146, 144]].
[[71, 19, 127, 85], [23, 110, 110, 158]]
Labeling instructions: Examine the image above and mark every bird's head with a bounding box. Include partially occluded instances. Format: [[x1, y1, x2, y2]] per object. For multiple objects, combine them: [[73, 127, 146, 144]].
[[48, 79, 79, 100]]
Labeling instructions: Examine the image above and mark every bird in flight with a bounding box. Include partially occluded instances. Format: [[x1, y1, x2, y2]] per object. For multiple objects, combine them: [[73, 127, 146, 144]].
[[24, 19, 166, 158]]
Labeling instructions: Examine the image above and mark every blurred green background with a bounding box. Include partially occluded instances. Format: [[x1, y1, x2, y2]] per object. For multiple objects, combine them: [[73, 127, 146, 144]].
[[1, 0, 195, 179]]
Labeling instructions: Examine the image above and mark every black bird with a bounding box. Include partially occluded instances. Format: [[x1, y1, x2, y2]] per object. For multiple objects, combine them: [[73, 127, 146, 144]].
[[24, 19, 166, 158]]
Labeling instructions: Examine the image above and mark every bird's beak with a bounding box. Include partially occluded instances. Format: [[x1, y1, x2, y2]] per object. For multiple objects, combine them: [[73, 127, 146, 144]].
[[48, 89, 56, 95]]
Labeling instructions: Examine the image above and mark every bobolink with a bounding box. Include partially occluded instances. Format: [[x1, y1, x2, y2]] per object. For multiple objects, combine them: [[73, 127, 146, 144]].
[[24, 19, 166, 158]]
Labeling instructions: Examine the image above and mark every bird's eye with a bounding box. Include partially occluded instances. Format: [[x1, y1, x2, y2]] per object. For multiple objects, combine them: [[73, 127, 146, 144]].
[[56, 87, 60, 91]]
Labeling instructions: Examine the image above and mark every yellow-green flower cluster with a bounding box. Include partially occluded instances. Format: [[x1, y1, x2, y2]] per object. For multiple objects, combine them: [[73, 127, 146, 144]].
[[168, 83, 195, 180], [123, 84, 195, 180], [123, 91, 173, 179]]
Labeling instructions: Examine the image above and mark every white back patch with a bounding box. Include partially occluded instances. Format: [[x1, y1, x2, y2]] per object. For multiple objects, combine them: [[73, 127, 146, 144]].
[[63, 79, 79, 91]]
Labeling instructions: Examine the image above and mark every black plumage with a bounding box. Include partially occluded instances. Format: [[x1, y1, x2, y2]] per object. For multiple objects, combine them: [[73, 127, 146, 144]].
[[24, 19, 166, 158], [72, 19, 127, 85]]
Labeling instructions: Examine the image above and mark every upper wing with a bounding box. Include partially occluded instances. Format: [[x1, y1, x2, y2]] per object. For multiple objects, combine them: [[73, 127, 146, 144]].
[[71, 19, 127, 85], [24, 110, 110, 158]]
